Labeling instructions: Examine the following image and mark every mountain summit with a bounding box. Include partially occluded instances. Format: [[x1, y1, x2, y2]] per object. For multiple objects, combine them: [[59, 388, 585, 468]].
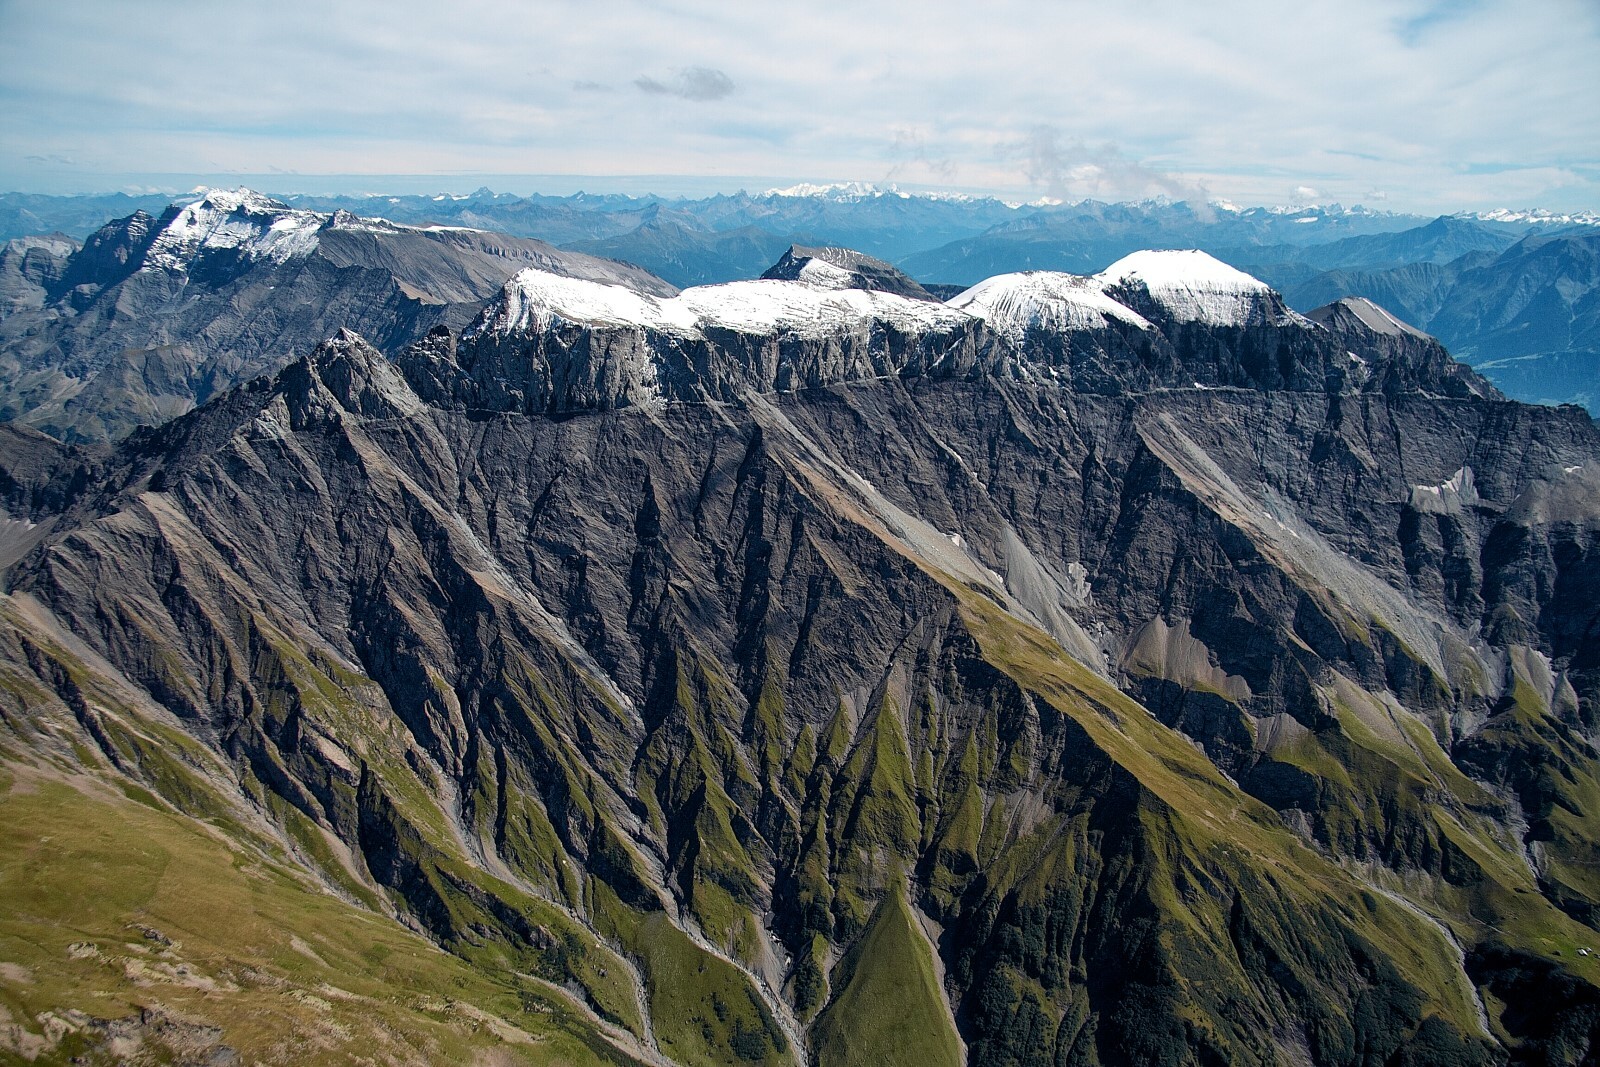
[[760, 244, 937, 300]]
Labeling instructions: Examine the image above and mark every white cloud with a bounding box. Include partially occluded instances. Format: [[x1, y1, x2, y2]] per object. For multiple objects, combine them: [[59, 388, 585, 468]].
[[634, 67, 734, 101], [0, 0, 1595, 213]]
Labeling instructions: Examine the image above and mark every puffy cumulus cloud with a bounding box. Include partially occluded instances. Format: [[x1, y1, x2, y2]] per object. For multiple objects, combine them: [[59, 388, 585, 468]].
[[0, 0, 1595, 213]]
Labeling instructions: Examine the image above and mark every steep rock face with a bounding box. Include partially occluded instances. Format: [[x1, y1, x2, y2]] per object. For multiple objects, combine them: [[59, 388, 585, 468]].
[[0, 190, 677, 442], [1308, 296, 1499, 398], [415, 251, 1497, 415], [0, 234, 78, 315], [397, 267, 994, 414], [2, 255, 1598, 1066]]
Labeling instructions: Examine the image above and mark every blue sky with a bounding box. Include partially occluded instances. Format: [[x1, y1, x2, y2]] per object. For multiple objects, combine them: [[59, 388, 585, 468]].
[[1, 0, 1597, 213]]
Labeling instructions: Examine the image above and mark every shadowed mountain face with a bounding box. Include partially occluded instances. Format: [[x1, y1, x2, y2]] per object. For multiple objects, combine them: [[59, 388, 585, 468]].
[[1, 252, 1598, 1066]]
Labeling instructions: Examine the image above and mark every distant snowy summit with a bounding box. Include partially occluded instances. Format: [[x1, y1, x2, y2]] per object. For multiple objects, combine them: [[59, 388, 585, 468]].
[[111, 187, 674, 298], [755, 182, 1600, 228], [760, 181, 991, 205], [1456, 207, 1600, 227], [140, 188, 492, 273]]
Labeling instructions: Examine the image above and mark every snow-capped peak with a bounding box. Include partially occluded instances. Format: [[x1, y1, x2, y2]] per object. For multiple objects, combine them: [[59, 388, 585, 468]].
[[181, 187, 289, 216], [471, 267, 971, 340], [1098, 249, 1268, 293], [762, 181, 907, 201], [139, 189, 502, 274], [946, 271, 1153, 341], [1096, 250, 1278, 326], [143, 188, 325, 272]]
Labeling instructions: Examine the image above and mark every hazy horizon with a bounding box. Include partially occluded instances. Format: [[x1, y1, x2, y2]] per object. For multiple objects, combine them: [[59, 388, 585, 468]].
[[5, 174, 1594, 220], [3, 1, 1597, 217]]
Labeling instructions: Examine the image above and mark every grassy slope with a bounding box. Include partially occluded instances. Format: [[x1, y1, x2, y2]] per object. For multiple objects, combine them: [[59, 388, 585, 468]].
[[952, 593, 1499, 1030], [0, 763, 649, 1066], [810, 883, 962, 1067], [592, 882, 795, 1067]]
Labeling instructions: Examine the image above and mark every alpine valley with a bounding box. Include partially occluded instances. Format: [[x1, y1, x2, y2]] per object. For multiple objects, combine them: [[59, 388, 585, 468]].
[[1, 192, 1598, 1067]]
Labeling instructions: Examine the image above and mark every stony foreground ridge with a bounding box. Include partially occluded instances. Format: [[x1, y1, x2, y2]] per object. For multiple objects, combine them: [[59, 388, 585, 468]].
[[1, 237, 1598, 1065]]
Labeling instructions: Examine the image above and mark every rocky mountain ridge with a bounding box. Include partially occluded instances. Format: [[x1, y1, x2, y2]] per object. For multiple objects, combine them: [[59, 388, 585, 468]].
[[0, 189, 675, 442], [7, 187, 1597, 418], [3, 228, 1596, 1065]]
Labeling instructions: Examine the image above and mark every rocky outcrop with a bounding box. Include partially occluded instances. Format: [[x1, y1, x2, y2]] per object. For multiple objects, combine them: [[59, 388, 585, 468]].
[[761, 244, 936, 300], [1308, 296, 1498, 398]]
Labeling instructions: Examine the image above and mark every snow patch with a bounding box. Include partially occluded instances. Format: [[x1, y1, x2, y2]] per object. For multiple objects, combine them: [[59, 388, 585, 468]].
[[1410, 466, 1479, 514], [946, 271, 1153, 340], [677, 279, 970, 337], [473, 269, 970, 340], [794, 257, 856, 289], [143, 189, 326, 272], [471, 269, 700, 337], [1096, 250, 1276, 326]]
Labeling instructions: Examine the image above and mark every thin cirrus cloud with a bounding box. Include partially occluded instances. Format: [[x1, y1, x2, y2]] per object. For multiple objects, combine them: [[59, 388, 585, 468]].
[[0, 0, 1595, 213], [634, 68, 735, 102]]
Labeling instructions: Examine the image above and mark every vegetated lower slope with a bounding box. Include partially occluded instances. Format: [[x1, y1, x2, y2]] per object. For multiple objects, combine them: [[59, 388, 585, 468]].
[[0, 253, 1598, 1066], [0, 189, 676, 443]]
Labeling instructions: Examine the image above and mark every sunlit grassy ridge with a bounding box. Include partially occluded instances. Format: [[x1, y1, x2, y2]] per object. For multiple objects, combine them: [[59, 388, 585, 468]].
[[0, 767, 648, 1066]]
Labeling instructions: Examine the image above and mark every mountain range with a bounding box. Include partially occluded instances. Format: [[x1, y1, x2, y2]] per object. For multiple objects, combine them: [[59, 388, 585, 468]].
[[2, 216, 1598, 1065], [4, 187, 1597, 414]]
